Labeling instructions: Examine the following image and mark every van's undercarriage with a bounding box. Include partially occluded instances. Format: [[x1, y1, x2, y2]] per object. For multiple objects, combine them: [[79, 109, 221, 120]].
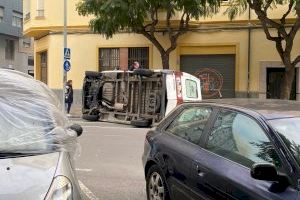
[[82, 70, 167, 126]]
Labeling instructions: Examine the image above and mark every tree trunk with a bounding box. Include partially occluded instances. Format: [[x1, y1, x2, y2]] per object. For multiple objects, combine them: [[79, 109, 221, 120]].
[[280, 64, 295, 100], [161, 52, 170, 69]]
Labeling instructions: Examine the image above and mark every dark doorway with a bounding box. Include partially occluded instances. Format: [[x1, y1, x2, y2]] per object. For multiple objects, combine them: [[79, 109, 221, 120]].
[[267, 68, 296, 100], [40, 51, 48, 84]]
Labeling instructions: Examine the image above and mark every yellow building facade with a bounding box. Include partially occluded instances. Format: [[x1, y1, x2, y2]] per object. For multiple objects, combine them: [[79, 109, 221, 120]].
[[23, 0, 300, 112]]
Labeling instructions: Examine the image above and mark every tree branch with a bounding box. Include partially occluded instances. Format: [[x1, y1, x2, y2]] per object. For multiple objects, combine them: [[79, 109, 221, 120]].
[[166, 13, 190, 54], [264, 0, 273, 13], [139, 29, 165, 54], [293, 55, 300, 66], [281, 0, 295, 25], [149, 7, 158, 37], [260, 20, 280, 41], [288, 17, 300, 40], [166, 5, 174, 41], [248, 0, 288, 37], [275, 40, 285, 62]]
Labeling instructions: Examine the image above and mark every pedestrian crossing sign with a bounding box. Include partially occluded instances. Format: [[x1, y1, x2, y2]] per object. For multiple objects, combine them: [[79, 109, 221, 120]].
[[64, 48, 71, 60]]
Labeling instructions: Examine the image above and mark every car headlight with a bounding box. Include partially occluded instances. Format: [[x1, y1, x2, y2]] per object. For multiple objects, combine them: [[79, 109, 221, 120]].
[[45, 176, 72, 200]]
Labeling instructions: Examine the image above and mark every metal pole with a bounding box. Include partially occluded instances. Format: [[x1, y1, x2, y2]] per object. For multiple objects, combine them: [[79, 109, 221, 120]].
[[62, 0, 67, 112], [247, 6, 251, 98]]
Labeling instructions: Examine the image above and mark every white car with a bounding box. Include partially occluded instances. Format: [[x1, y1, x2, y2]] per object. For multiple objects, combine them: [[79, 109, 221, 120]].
[[82, 69, 202, 127], [0, 69, 85, 200]]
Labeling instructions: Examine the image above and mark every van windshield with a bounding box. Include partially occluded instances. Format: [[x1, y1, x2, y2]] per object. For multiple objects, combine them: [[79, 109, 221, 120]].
[[185, 79, 198, 99]]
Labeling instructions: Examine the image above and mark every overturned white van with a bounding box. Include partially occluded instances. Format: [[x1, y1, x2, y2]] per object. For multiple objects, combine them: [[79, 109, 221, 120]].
[[82, 69, 202, 127]]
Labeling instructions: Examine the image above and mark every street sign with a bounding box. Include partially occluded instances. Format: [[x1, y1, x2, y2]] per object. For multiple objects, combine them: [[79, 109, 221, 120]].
[[64, 60, 71, 72], [64, 48, 71, 60]]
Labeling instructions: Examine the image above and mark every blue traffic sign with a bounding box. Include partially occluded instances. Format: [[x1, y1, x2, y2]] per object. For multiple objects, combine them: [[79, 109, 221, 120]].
[[64, 48, 71, 60], [64, 60, 71, 72]]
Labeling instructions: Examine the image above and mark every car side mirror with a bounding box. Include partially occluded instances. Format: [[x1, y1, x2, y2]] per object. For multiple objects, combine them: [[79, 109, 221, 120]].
[[69, 124, 83, 137], [251, 163, 290, 193], [251, 163, 278, 181]]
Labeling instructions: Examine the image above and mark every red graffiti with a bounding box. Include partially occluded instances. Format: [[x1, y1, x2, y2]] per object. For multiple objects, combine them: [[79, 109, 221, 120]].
[[195, 68, 224, 98]]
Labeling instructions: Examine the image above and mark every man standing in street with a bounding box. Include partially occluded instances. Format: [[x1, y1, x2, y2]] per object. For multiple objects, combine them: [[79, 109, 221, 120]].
[[65, 80, 73, 117]]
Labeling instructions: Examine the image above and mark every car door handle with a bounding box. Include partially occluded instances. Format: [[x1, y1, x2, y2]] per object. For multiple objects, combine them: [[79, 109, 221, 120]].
[[196, 165, 205, 177]]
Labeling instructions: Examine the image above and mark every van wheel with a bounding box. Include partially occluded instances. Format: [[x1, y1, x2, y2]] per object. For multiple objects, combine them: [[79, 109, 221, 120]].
[[133, 69, 153, 77], [82, 114, 99, 121], [85, 71, 102, 78], [131, 118, 152, 128]]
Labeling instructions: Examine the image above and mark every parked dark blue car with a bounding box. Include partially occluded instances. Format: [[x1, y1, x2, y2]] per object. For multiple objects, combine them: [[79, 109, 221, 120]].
[[142, 99, 300, 200]]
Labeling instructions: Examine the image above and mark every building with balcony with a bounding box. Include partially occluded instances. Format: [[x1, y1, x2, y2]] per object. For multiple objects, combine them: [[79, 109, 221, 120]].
[[23, 0, 300, 114], [0, 0, 34, 75]]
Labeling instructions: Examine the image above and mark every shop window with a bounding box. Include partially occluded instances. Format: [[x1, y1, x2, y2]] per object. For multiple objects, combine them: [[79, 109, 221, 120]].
[[99, 48, 120, 71]]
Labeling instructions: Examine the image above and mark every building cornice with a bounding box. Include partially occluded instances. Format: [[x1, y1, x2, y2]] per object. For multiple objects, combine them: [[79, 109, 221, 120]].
[[24, 18, 298, 38]]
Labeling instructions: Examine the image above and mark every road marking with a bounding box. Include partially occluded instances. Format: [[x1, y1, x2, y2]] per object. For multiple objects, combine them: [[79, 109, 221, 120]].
[[79, 180, 99, 200], [103, 134, 121, 137], [76, 168, 92, 172], [83, 125, 149, 130]]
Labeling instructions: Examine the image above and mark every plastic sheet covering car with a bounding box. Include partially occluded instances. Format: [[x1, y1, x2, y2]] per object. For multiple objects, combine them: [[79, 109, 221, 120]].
[[0, 69, 78, 155]]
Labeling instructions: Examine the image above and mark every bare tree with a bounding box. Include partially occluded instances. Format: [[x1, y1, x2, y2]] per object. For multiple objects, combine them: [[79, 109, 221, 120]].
[[227, 0, 300, 99]]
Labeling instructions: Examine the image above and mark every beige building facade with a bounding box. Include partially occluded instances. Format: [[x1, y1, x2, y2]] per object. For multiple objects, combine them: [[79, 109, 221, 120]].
[[23, 0, 300, 113]]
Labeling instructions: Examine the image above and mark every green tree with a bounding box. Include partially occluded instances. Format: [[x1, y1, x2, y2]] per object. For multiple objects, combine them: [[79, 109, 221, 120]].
[[77, 0, 220, 69], [226, 0, 300, 100]]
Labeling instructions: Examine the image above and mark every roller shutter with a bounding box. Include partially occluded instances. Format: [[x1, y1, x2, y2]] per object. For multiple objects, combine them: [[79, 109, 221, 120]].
[[180, 54, 235, 99]]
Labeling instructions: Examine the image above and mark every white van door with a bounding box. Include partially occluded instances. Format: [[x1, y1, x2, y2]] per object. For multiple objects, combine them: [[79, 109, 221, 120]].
[[181, 72, 202, 101]]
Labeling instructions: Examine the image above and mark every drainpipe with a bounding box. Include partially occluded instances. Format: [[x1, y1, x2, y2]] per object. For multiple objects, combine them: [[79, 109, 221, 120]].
[[247, 7, 251, 98]]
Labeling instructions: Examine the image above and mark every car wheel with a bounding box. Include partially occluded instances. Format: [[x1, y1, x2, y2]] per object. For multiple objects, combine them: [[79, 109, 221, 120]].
[[146, 165, 169, 200], [131, 118, 152, 128], [133, 69, 153, 77], [85, 71, 102, 78], [82, 114, 99, 121]]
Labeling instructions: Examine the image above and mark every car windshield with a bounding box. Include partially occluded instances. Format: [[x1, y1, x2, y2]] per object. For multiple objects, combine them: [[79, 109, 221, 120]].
[[0, 69, 77, 154], [269, 118, 300, 166]]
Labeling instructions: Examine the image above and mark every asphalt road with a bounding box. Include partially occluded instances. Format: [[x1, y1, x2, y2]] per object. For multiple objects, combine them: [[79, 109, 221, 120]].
[[72, 119, 148, 200]]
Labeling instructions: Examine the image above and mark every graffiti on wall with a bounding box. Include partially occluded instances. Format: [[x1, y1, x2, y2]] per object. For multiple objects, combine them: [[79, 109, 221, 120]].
[[195, 68, 224, 98]]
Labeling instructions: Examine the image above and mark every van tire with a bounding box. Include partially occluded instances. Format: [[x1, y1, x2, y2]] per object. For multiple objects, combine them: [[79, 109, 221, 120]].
[[82, 114, 99, 121], [85, 71, 102, 78], [131, 119, 152, 128], [133, 69, 153, 77]]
